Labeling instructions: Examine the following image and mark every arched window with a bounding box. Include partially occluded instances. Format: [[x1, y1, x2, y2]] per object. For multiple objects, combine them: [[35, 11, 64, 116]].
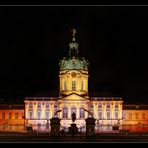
[[72, 81, 76, 91], [62, 107, 68, 118], [71, 107, 76, 117], [98, 112, 102, 119], [80, 108, 85, 118]]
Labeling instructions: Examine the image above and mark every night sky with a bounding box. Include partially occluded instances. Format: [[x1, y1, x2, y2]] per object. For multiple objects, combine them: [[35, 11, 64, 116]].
[[0, 6, 148, 104]]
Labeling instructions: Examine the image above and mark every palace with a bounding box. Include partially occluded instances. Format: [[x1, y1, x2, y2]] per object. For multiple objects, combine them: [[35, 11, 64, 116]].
[[0, 29, 148, 133]]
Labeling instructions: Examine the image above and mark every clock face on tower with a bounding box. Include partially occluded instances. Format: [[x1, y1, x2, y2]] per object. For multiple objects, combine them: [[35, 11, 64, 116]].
[[71, 72, 77, 78]]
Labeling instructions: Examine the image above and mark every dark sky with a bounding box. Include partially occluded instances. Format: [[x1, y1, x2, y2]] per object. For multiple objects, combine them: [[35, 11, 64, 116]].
[[0, 6, 148, 104]]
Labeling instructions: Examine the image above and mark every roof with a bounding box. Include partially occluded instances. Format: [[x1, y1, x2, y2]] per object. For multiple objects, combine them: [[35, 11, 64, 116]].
[[25, 97, 59, 101], [90, 97, 122, 101], [0, 104, 24, 110], [123, 105, 148, 110]]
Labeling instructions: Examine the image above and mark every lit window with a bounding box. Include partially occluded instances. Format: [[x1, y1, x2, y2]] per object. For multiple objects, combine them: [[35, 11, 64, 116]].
[[115, 112, 118, 119], [62, 107, 68, 118], [107, 112, 110, 119], [72, 81, 76, 91], [71, 107, 76, 117], [37, 110, 41, 119], [98, 112, 102, 119], [129, 113, 132, 119], [46, 103, 49, 108], [142, 113, 145, 119], [46, 111, 49, 120], [9, 113, 12, 119], [29, 110, 33, 119], [29, 103, 33, 108], [80, 108, 85, 118], [2, 112, 5, 119], [98, 103, 102, 108], [106, 104, 110, 109], [136, 113, 139, 119], [90, 104, 93, 109], [54, 105, 58, 108], [115, 104, 118, 109], [15, 113, 18, 119], [37, 103, 41, 108]]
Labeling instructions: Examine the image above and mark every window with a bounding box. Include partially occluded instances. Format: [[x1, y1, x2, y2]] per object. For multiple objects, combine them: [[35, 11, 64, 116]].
[[98, 112, 102, 119], [90, 104, 93, 109], [81, 81, 84, 90], [107, 112, 110, 119], [9, 113, 12, 119], [54, 105, 58, 109], [115, 104, 118, 109], [2, 112, 5, 119], [15, 113, 18, 119], [46, 103, 49, 108], [37, 103, 41, 109], [37, 110, 41, 119], [80, 108, 85, 118], [136, 113, 139, 119], [98, 103, 102, 108], [29, 103, 33, 108], [29, 110, 33, 119], [62, 107, 68, 118], [64, 81, 66, 90], [46, 111, 49, 120], [71, 107, 76, 117], [72, 81, 76, 91], [129, 113, 132, 119], [106, 104, 110, 109], [115, 112, 118, 119], [142, 113, 145, 119]]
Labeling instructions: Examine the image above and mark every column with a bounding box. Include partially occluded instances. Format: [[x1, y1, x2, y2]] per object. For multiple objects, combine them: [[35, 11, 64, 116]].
[[59, 102, 62, 119], [93, 102, 97, 119], [77, 103, 79, 119], [42, 101, 46, 119], [33, 101, 37, 119], [50, 102, 54, 118], [68, 103, 71, 119]]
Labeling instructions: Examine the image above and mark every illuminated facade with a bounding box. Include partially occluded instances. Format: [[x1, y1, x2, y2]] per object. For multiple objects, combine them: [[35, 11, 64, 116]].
[[0, 29, 148, 133], [24, 29, 123, 132], [0, 104, 24, 131]]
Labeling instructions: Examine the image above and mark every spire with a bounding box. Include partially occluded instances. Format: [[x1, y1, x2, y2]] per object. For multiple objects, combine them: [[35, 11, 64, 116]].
[[69, 28, 79, 57], [72, 28, 76, 42]]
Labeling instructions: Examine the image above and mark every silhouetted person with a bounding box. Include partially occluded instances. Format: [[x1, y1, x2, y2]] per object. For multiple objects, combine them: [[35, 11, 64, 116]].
[[72, 112, 76, 123]]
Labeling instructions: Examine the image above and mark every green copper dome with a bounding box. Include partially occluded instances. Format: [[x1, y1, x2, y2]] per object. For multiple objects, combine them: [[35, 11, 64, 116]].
[[59, 29, 89, 71], [59, 56, 89, 71]]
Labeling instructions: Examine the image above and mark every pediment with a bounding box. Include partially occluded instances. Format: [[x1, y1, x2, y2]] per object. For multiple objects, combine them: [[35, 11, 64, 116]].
[[61, 94, 88, 101]]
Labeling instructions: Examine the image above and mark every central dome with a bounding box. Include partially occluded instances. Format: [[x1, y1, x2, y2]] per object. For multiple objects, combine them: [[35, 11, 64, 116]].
[[59, 56, 88, 71], [59, 29, 89, 71]]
